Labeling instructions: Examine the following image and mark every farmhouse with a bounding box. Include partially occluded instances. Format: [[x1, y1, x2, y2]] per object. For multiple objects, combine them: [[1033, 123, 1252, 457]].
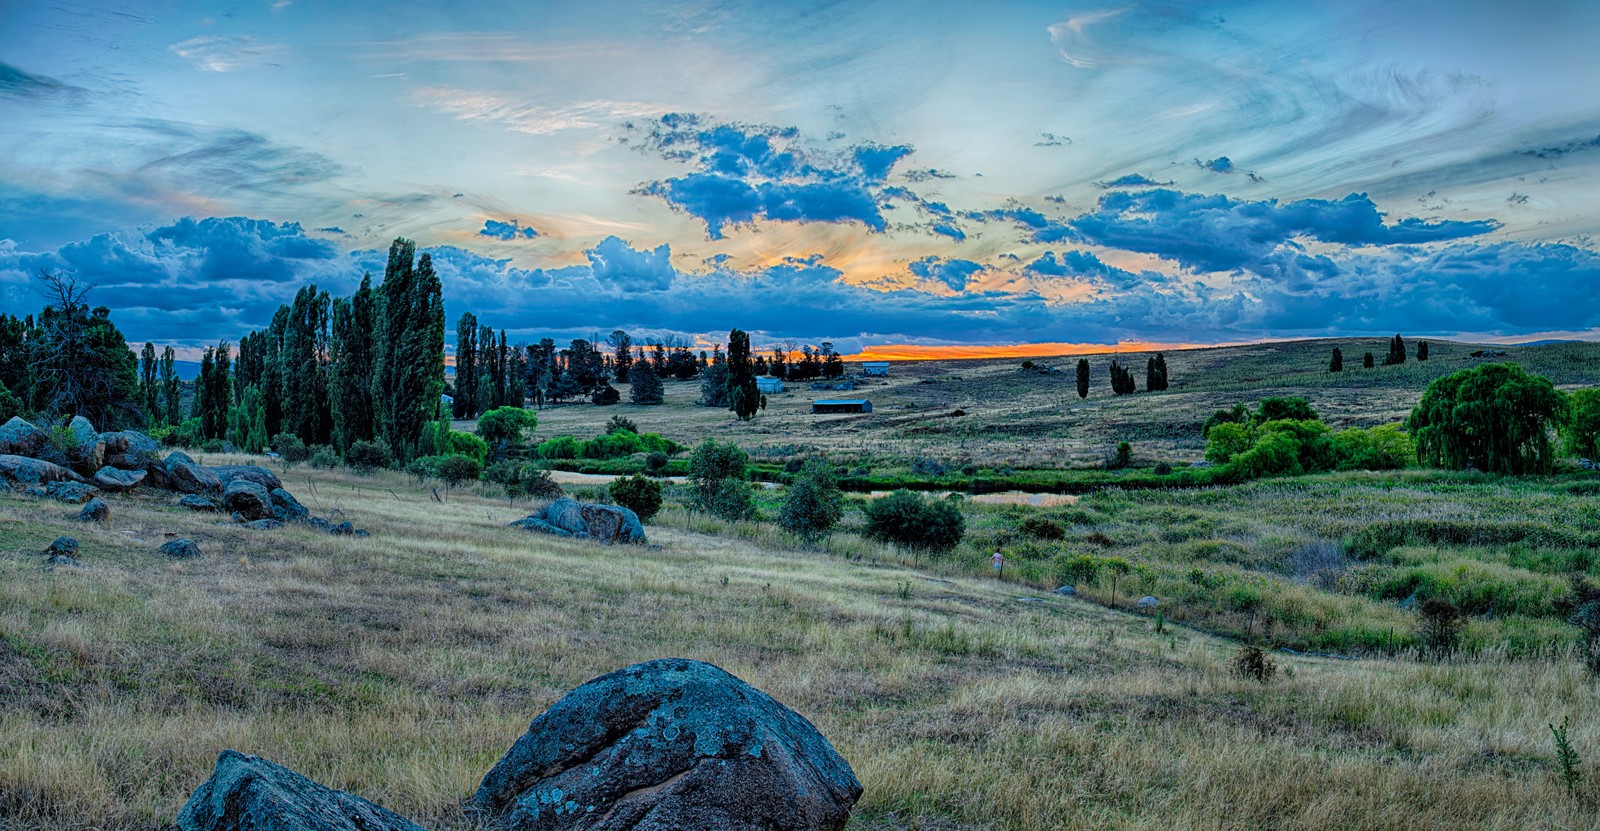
[[756, 376, 785, 393], [812, 399, 872, 414], [861, 361, 890, 376]]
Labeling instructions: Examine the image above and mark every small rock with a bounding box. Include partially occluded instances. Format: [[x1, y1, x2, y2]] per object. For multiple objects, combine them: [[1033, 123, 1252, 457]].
[[0, 416, 47, 457], [94, 466, 147, 492], [222, 480, 273, 521], [76, 497, 109, 523], [330, 521, 354, 536], [159, 539, 203, 559], [179, 494, 218, 512], [175, 749, 428, 831], [305, 517, 333, 532], [269, 488, 309, 522], [244, 519, 284, 530], [1054, 585, 1077, 596], [353, 529, 370, 538], [45, 537, 79, 558], [1136, 596, 1160, 608]]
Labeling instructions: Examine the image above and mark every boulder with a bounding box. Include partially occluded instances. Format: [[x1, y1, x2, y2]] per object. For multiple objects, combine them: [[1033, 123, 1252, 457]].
[[44, 481, 100, 503], [0, 454, 87, 486], [159, 538, 203, 559], [168, 457, 224, 497], [513, 497, 645, 544], [46, 536, 79, 558], [76, 497, 109, 523], [305, 517, 333, 533], [179, 494, 219, 512], [94, 466, 147, 492], [1136, 596, 1160, 608], [62, 416, 106, 474], [269, 488, 308, 522], [223, 480, 274, 521], [101, 429, 161, 469], [330, 521, 354, 536], [0, 416, 47, 457], [213, 465, 283, 493], [471, 658, 861, 831], [175, 749, 428, 831], [1054, 585, 1077, 596], [244, 519, 284, 530]]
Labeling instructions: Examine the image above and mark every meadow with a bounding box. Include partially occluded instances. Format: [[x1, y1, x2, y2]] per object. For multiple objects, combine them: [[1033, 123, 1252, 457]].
[[4, 339, 1600, 830]]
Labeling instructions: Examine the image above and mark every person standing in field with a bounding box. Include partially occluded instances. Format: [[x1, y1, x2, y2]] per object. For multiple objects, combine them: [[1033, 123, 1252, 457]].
[[992, 548, 1004, 578]]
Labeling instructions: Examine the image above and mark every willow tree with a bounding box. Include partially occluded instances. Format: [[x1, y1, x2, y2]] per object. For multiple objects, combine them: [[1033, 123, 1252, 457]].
[[1410, 363, 1566, 474]]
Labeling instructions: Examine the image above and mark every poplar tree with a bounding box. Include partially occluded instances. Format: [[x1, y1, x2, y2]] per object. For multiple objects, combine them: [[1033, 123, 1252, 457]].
[[160, 346, 181, 426], [1076, 358, 1090, 399], [454, 312, 478, 419], [373, 239, 445, 462], [330, 274, 377, 453], [1330, 347, 1343, 372], [726, 329, 759, 420], [1386, 334, 1407, 366], [139, 342, 158, 422]]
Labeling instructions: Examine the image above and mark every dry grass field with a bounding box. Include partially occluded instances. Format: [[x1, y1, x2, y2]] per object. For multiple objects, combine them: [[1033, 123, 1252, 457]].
[[3, 455, 1598, 830], [527, 338, 1600, 470]]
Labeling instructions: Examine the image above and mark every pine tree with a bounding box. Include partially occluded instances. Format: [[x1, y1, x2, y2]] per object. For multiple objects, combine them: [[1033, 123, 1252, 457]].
[[1417, 340, 1429, 361], [1330, 347, 1343, 373], [454, 312, 478, 419], [1076, 358, 1090, 399], [1364, 351, 1375, 369], [1386, 334, 1406, 366], [630, 361, 664, 405], [609, 330, 633, 383], [726, 329, 759, 420]]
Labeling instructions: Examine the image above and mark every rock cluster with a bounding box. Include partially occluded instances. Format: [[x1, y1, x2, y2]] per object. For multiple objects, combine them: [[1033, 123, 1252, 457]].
[[0, 416, 366, 536], [175, 660, 860, 831], [510, 497, 646, 544]]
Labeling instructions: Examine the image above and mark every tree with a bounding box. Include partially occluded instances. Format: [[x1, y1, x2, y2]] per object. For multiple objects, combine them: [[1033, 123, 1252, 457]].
[[330, 274, 378, 453], [1146, 352, 1169, 391], [477, 406, 536, 447], [629, 361, 664, 405], [591, 382, 621, 405], [779, 458, 843, 542], [373, 240, 445, 463], [346, 439, 393, 473], [609, 474, 663, 522], [698, 362, 729, 407], [1385, 334, 1406, 366], [1104, 557, 1131, 606], [454, 312, 479, 418], [1109, 360, 1137, 395], [193, 341, 233, 440], [29, 271, 143, 428], [1075, 358, 1090, 399], [139, 342, 158, 422], [609, 330, 633, 384], [688, 438, 748, 514], [0, 380, 22, 422], [1329, 347, 1343, 373], [230, 384, 268, 452], [1410, 363, 1566, 474], [159, 346, 181, 425], [1258, 396, 1317, 423], [437, 454, 482, 499], [862, 491, 965, 559], [726, 329, 759, 420], [1416, 340, 1429, 362], [1564, 388, 1600, 460], [1363, 352, 1375, 369]]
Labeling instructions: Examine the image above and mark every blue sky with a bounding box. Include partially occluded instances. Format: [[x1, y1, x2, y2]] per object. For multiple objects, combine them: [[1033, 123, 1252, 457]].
[[3, 0, 1599, 355]]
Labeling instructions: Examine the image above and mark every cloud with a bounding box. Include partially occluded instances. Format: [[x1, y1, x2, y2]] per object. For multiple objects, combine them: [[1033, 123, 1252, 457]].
[[908, 256, 986, 291], [1034, 132, 1071, 147], [634, 113, 922, 239], [1096, 174, 1173, 189], [1521, 133, 1600, 160], [169, 36, 284, 72], [0, 62, 86, 100], [414, 87, 663, 135], [478, 219, 539, 240], [931, 222, 966, 242], [1025, 250, 1173, 291], [584, 235, 675, 292], [1195, 156, 1235, 174]]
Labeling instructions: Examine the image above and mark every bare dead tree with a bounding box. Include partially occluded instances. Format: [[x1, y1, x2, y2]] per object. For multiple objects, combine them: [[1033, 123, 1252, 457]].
[[32, 269, 139, 427]]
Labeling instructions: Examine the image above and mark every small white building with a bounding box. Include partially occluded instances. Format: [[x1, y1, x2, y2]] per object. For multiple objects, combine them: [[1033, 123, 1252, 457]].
[[861, 361, 890, 377], [756, 376, 785, 393]]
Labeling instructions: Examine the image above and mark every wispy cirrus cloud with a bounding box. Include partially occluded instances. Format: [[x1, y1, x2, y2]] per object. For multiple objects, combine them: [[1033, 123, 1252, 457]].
[[0, 62, 87, 100], [169, 35, 284, 72], [414, 86, 664, 135]]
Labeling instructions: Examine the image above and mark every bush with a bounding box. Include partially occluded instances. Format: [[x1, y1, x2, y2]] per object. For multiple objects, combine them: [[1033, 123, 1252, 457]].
[[346, 439, 393, 473], [1018, 515, 1065, 541], [476, 406, 536, 446], [1231, 643, 1278, 684], [605, 414, 638, 435], [406, 455, 446, 483], [202, 438, 224, 453], [1153, 462, 1173, 475], [1205, 422, 1254, 464], [579, 430, 681, 460], [437, 454, 482, 490], [709, 478, 757, 522], [0, 380, 19, 422], [862, 490, 965, 554], [1113, 442, 1132, 470], [447, 431, 489, 464], [1411, 363, 1565, 474], [308, 446, 338, 469], [645, 451, 669, 473], [271, 433, 309, 464], [1417, 597, 1463, 657], [521, 466, 563, 500], [911, 457, 949, 476], [608, 474, 663, 522], [779, 458, 843, 541], [689, 438, 749, 513]]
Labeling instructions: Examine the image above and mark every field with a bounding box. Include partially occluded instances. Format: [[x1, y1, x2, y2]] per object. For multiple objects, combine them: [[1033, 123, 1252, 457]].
[[4, 338, 1600, 830]]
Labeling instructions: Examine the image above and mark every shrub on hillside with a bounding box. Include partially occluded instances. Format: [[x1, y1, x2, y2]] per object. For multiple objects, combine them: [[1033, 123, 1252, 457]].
[[271, 433, 309, 465], [689, 438, 749, 513], [308, 445, 338, 469], [476, 406, 536, 447], [862, 490, 966, 555], [346, 439, 393, 473], [447, 431, 489, 464], [1417, 597, 1464, 657], [779, 458, 843, 542], [1018, 515, 1066, 541], [645, 451, 669, 473], [521, 466, 563, 500], [437, 454, 482, 492], [609, 474, 663, 522]]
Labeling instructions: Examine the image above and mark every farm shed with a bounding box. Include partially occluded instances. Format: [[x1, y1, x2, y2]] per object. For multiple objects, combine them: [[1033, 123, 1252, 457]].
[[756, 376, 785, 393], [861, 361, 890, 376], [812, 399, 872, 414]]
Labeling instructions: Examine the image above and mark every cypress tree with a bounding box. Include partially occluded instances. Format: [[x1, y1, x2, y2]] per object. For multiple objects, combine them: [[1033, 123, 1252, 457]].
[[139, 342, 158, 422], [1330, 347, 1343, 372], [1364, 352, 1375, 369], [630, 360, 663, 404], [726, 329, 759, 420], [454, 312, 478, 419], [1417, 340, 1429, 361], [1146, 352, 1169, 391], [1075, 358, 1090, 399], [1386, 334, 1406, 365], [159, 346, 180, 426]]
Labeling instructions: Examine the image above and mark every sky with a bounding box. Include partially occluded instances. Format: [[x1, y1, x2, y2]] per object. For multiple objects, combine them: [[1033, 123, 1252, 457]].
[[2, 0, 1599, 358]]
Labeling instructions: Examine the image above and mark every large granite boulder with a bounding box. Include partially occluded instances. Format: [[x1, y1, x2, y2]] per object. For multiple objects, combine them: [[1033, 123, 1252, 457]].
[[471, 658, 862, 831], [0, 417, 47, 457], [0, 454, 87, 486], [269, 488, 308, 522], [94, 466, 147, 492], [213, 465, 283, 493], [76, 497, 109, 523], [511, 497, 645, 544], [44, 480, 99, 503], [167, 453, 223, 497], [62, 416, 106, 475], [101, 429, 161, 469], [160, 539, 203, 559], [223, 480, 274, 522], [175, 750, 428, 831]]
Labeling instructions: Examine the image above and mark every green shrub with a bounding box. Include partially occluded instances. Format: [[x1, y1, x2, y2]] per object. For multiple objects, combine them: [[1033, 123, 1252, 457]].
[[536, 435, 581, 459], [271, 433, 309, 464], [477, 406, 536, 446], [608, 474, 663, 521], [447, 431, 489, 464], [1018, 515, 1066, 541], [521, 466, 563, 500], [605, 414, 638, 435], [709, 478, 757, 522], [778, 458, 843, 541], [862, 490, 965, 554], [645, 451, 669, 473], [346, 439, 393, 473], [689, 438, 749, 513], [202, 438, 224, 453], [308, 446, 338, 469], [1205, 422, 1253, 464], [437, 454, 482, 490]]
